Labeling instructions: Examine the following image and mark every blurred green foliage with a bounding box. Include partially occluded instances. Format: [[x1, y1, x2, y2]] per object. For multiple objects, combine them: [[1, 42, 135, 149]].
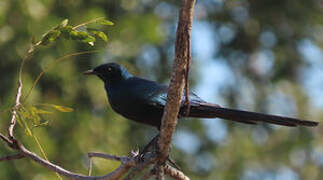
[[0, 0, 323, 179]]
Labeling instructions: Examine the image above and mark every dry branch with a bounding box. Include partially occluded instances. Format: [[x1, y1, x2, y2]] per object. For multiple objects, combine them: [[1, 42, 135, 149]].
[[164, 165, 190, 180], [158, 0, 196, 164], [8, 69, 23, 139]]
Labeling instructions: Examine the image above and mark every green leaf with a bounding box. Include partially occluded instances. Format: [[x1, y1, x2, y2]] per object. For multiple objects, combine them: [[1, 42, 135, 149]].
[[15, 114, 24, 128], [18, 108, 31, 120], [25, 128, 33, 136], [61, 25, 73, 38], [17, 110, 33, 136], [51, 105, 74, 112], [29, 107, 41, 125], [77, 31, 90, 38], [86, 27, 99, 32], [97, 19, 114, 26], [34, 108, 53, 114], [96, 31, 108, 42], [60, 19, 69, 27], [69, 30, 79, 40], [37, 103, 74, 112], [54, 19, 69, 30], [33, 120, 49, 128], [87, 28, 108, 42], [81, 34, 96, 43], [40, 30, 61, 46]]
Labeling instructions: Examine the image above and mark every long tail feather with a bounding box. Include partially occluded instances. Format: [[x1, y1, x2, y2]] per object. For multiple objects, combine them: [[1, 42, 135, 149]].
[[186, 102, 318, 127]]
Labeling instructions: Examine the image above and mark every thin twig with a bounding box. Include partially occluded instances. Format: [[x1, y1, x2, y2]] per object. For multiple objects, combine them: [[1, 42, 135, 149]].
[[23, 50, 99, 102], [0, 132, 12, 145], [88, 152, 132, 163], [0, 153, 25, 161], [8, 43, 36, 139], [123, 153, 157, 180], [88, 157, 93, 176], [19, 144, 137, 180], [8, 77, 22, 139], [73, 17, 105, 30]]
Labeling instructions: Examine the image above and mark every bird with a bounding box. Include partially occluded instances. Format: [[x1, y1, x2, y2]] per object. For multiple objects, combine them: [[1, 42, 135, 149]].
[[84, 62, 319, 129]]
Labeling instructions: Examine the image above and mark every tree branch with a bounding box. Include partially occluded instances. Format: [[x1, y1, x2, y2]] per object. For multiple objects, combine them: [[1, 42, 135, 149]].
[[164, 164, 190, 180], [88, 152, 133, 163], [158, 0, 196, 162], [8, 76, 22, 139], [8, 45, 34, 139], [0, 153, 25, 162]]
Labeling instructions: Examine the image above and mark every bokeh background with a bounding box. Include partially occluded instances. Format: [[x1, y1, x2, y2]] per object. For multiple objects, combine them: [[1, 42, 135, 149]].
[[1, 0, 323, 179]]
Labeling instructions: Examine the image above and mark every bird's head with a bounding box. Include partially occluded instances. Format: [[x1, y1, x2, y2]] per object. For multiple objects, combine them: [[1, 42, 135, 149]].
[[83, 63, 132, 83]]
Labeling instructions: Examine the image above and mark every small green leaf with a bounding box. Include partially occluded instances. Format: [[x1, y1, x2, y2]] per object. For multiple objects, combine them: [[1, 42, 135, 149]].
[[87, 28, 108, 42], [86, 27, 99, 33], [81, 35, 95, 43], [15, 115, 24, 128], [97, 19, 114, 26], [60, 19, 69, 27], [96, 31, 108, 42], [17, 111, 33, 136], [54, 19, 69, 30], [33, 120, 49, 128], [61, 25, 73, 38], [40, 30, 61, 45], [18, 108, 31, 120], [29, 107, 41, 125], [78, 32, 96, 44], [77, 31, 90, 38], [25, 128, 33, 136], [71, 31, 96, 45], [69, 30, 79, 40], [34, 108, 53, 114], [52, 105, 74, 112]]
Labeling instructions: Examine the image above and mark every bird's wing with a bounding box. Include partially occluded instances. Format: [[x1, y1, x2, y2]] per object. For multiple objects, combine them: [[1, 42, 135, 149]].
[[130, 78, 203, 109], [127, 77, 168, 108]]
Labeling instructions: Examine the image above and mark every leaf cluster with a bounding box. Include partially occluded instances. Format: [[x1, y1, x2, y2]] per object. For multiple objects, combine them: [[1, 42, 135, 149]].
[[16, 104, 73, 135], [39, 18, 113, 46]]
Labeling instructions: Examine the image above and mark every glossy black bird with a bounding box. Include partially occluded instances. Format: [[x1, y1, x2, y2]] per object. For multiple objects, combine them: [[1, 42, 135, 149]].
[[84, 63, 319, 129]]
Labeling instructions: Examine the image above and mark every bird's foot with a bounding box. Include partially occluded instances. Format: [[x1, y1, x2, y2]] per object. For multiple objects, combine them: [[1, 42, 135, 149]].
[[139, 134, 159, 155], [167, 155, 181, 170]]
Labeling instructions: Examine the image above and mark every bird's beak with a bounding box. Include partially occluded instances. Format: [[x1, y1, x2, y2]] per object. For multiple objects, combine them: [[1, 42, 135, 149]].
[[83, 69, 96, 75]]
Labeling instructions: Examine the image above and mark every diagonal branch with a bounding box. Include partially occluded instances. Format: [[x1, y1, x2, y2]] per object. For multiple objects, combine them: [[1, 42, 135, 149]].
[[18, 144, 152, 180], [0, 135, 159, 180]]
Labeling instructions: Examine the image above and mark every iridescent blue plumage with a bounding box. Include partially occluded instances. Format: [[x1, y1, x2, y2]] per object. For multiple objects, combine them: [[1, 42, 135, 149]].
[[84, 63, 318, 129]]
